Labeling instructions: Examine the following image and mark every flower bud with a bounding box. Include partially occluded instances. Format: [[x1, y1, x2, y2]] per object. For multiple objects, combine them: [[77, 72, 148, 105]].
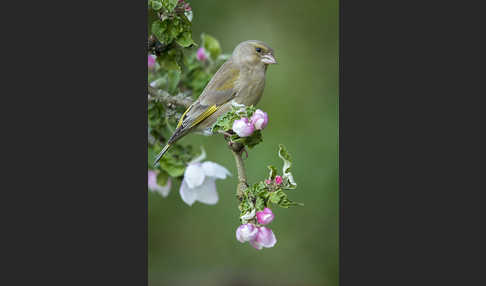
[[275, 175, 283, 185], [250, 226, 277, 250], [250, 109, 268, 130], [148, 54, 156, 68], [196, 47, 208, 62], [232, 117, 254, 137], [265, 179, 272, 185], [236, 223, 258, 243], [148, 170, 171, 197], [256, 208, 274, 225]]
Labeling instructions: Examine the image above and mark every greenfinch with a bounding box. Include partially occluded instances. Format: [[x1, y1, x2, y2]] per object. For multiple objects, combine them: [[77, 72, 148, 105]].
[[154, 40, 277, 166]]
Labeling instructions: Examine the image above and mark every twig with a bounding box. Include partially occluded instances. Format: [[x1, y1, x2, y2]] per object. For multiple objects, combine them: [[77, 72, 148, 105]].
[[148, 86, 192, 108], [229, 142, 248, 199]]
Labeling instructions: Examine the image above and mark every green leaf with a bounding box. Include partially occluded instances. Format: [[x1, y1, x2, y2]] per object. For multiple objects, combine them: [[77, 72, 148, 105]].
[[160, 57, 180, 71], [211, 106, 240, 133], [241, 130, 263, 149], [153, 143, 196, 177], [279, 197, 304, 208], [269, 190, 286, 204], [268, 189, 303, 208], [156, 170, 169, 186], [267, 165, 277, 181], [278, 144, 297, 189], [201, 33, 222, 60], [152, 20, 169, 43], [162, 0, 178, 11], [167, 70, 181, 93], [255, 197, 265, 211], [157, 49, 182, 71], [168, 21, 181, 42], [176, 31, 195, 47], [151, 0, 163, 11], [148, 147, 158, 168]]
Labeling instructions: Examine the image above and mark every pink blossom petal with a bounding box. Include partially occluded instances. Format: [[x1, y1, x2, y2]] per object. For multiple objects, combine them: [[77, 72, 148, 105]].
[[148, 171, 171, 197], [256, 208, 275, 225], [232, 117, 254, 137], [250, 109, 268, 130], [250, 239, 264, 250], [254, 226, 277, 248], [196, 47, 208, 61], [148, 54, 156, 68], [236, 223, 258, 243]]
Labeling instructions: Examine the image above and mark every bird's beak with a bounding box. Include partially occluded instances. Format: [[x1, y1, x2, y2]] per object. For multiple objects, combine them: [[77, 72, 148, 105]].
[[261, 54, 277, 64]]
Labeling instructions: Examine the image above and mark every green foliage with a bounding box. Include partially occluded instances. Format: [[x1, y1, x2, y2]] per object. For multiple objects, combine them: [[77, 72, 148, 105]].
[[149, 0, 196, 71], [201, 33, 222, 60], [267, 165, 278, 181], [158, 144, 197, 177], [238, 145, 303, 224], [278, 144, 297, 189], [148, 2, 230, 177]]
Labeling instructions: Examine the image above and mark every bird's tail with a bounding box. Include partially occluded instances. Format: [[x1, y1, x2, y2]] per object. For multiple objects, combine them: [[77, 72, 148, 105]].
[[153, 143, 171, 167], [153, 121, 190, 167]]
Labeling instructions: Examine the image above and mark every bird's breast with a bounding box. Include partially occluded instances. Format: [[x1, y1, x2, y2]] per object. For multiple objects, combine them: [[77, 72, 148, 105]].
[[234, 69, 266, 106]]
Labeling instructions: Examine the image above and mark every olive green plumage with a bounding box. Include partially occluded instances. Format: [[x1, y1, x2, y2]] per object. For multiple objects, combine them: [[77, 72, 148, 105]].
[[154, 40, 277, 166]]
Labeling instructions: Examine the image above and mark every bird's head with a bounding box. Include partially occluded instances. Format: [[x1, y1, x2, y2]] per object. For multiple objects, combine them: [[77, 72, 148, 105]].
[[232, 40, 277, 68]]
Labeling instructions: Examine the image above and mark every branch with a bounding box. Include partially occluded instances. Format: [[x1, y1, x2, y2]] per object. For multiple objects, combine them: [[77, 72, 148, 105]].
[[148, 86, 192, 108], [228, 142, 248, 199]]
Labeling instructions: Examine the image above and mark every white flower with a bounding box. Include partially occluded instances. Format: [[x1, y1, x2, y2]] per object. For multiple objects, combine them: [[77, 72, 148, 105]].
[[148, 170, 171, 197], [179, 161, 231, 206]]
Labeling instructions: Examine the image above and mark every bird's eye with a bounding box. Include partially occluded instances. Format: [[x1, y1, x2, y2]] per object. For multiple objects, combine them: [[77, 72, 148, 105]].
[[255, 47, 262, 53]]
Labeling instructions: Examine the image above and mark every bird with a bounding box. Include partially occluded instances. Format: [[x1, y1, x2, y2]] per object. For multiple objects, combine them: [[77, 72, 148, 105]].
[[153, 40, 277, 166]]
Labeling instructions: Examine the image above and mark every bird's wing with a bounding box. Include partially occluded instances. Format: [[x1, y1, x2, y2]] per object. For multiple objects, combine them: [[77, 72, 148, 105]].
[[176, 60, 240, 130]]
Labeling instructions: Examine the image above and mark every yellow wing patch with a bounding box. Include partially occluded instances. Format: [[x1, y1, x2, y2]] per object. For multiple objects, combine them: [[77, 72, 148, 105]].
[[176, 105, 192, 128], [190, 105, 219, 128], [216, 71, 239, 91]]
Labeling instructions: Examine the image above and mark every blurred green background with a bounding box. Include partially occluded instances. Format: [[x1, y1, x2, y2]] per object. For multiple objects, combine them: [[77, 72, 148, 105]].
[[149, 0, 338, 285]]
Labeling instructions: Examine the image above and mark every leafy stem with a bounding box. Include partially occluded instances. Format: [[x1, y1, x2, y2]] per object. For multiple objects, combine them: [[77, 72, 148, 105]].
[[148, 86, 192, 108]]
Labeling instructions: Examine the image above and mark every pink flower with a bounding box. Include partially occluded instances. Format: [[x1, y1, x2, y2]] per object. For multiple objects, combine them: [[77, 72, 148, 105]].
[[183, 3, 191, 11], [256, 208, 274, 225], [148, 170, 171, 197], [148, 54, 156, 68], [250, 226, 277, 250], [236, 223, 258, 243], [275, 175, 283, 185], [196, 47, 208, 62], [232, 117, 254, 137], [265, 179, 272, 185], [250, 109, 268, 130]]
